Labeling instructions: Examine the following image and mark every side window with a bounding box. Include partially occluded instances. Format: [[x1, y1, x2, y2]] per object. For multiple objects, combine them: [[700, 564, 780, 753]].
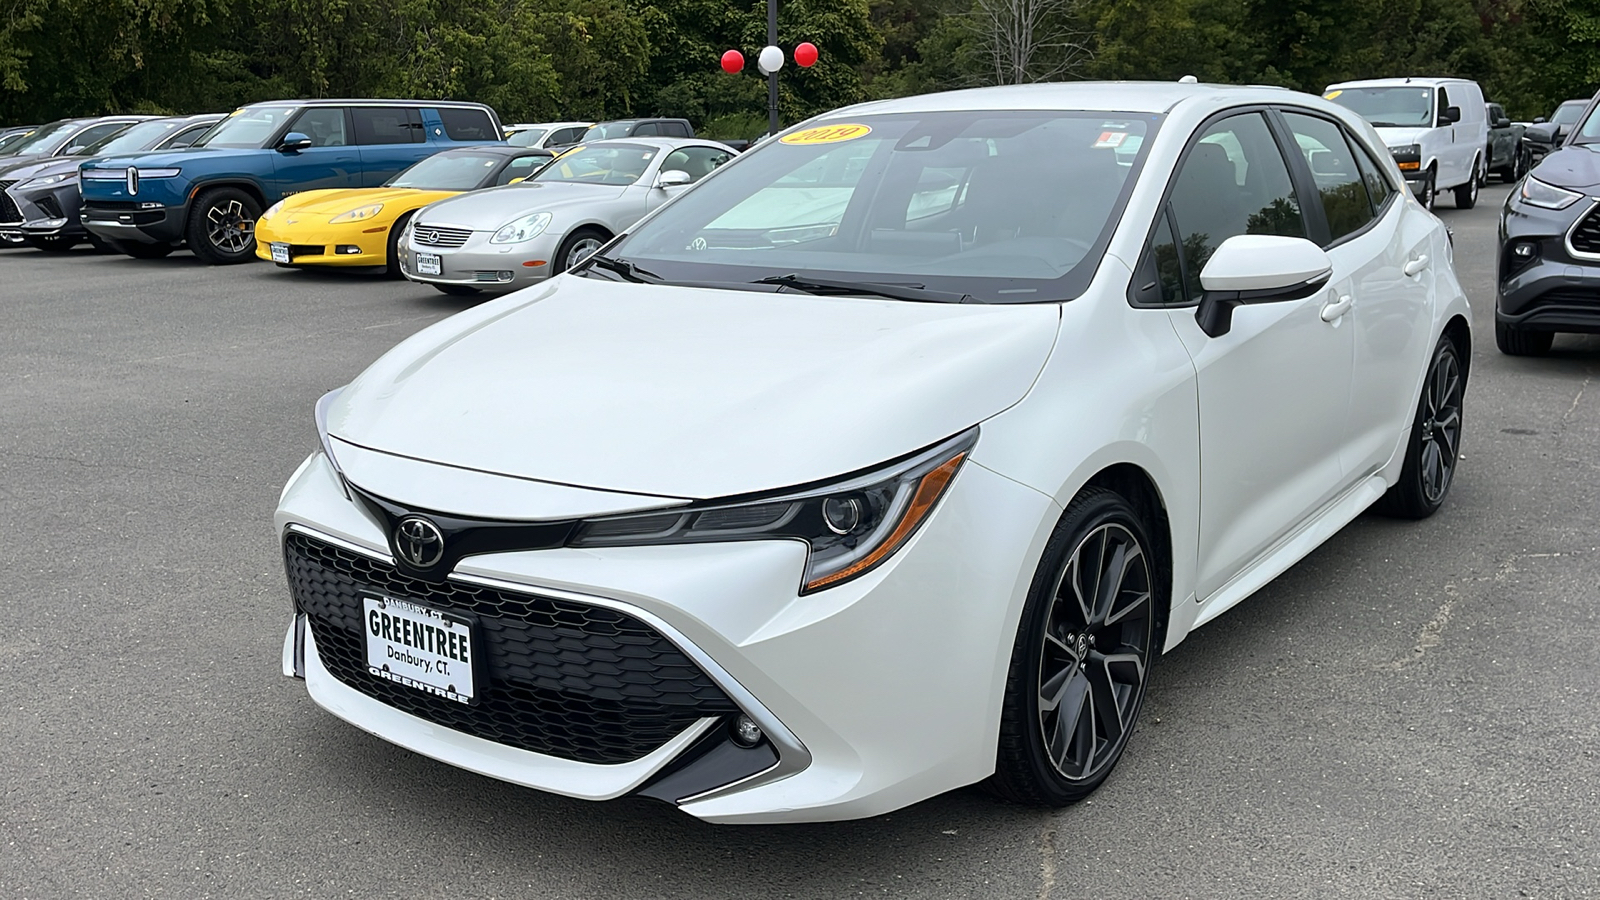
[[437, 107, 496, 141], [291, 107, 349, 147], [164, 124, 208, 149], [633, 122, 660, 137], [496, 155, 547, 185], [1283, 112, 1375, 243], [1436, 87, 1450, 123], [1349, 135, 1394, 212], [1167, 112, 1305, 300], [65, 122, 129, 153], [550, 127, 584, 147], [660, 146, 731, 183], [352, 107, 420, 145], [666, 121, 691, 138]]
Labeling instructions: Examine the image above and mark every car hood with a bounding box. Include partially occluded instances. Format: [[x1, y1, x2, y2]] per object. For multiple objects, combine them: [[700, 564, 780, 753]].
[[8, 157, 79, 182], [276, 187, 457, 218], [1371, 126, 1429, 149], [80, 147, 236, 171], [1529, 144, 1600, 190], [0, 154, 70, 180], [412, 182, 631, 227], [327, 278, 1060, 501]]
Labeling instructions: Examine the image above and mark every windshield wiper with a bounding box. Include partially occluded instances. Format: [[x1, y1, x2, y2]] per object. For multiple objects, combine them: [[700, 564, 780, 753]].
[[581, 254, 663, 284], [753, 273, 971, 304]]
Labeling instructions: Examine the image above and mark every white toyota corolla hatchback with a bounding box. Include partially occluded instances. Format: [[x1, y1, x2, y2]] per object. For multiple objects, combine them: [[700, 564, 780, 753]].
[[277, 82, 1470, 824]]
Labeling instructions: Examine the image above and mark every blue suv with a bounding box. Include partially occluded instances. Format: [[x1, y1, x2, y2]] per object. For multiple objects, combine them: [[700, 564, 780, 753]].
[[79, 99, 503, 264]]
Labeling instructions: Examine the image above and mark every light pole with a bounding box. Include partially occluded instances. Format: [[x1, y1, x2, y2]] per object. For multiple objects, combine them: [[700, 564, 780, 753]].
[[718, 2, 819, 136]]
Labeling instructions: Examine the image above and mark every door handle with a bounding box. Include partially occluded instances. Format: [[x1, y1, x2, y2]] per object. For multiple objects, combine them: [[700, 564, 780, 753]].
[[1320, 294, 1353, 323], [1404, 254, 1430, 277]]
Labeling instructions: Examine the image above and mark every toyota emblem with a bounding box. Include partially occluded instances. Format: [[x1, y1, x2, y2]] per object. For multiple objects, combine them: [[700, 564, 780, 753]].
[[395, 516, 445, 568]]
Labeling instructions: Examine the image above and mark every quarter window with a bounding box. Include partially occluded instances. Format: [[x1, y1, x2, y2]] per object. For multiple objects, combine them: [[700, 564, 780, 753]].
[[1350, 137, 1393, 212], [291, 108, 349, 147], [1167, 112, 1305, 300], [1283, 112, 1375, 243], [661, 146, 732, 183], [436, 107, 497, 141]]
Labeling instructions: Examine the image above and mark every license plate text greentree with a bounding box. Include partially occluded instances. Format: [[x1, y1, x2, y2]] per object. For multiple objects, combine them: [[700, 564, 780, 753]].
[[417, 252, 441, 275], [270, 242, 290, 263], [362, 595, 475, 703]]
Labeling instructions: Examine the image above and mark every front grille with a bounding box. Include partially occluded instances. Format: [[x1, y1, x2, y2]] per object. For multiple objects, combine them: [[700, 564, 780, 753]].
[[284, 532, 736, 764], [0, 182, 18, 224], [411, 224, 472, 248], [1569, 204, 1600, 256], [286, 244, 324, 259]]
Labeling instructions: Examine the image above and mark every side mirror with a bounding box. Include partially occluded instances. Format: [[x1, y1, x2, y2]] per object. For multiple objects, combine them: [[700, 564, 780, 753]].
[[1195, 235, 1333, 338], [507, 176, 526, 185], [1437, 106, 1462, 126], [278, 132, 313, 152], [655, 169, 692, 189], [1496, 117, 1511, 129], [1534, 116, 1547, 124]]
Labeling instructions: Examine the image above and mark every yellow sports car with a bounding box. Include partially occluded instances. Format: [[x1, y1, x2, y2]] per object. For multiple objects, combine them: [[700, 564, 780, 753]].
[[255, 145, 553, 275]]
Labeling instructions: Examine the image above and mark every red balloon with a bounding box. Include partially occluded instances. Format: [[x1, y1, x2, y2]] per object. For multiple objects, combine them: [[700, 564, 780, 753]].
[[794, 42, 818, 68], [720, 50, 745, 74]]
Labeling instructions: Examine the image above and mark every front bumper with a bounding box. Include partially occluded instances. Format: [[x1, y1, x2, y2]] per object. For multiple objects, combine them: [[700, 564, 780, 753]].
[[396, 225, 556, 290], [255, 218, 389, 267], [276, 449, 1055, 823], [1498, 196, 1600, 332], [81, 203, 186, 245], [1, 180, 85, 241]]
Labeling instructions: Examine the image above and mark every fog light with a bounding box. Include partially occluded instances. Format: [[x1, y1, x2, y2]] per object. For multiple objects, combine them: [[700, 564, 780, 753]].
[[731, 714, 763, 747], [1513, 242, 1536, 258], [138, 202, 163, 209], [336, 244, 362, 255], [497, 270, 513, 282]]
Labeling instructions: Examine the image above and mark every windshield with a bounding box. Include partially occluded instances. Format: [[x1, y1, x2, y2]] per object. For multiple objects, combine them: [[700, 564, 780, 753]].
[[507, 128, 546, 147], [82, 119, 183, 156], [532, 143, 656, 185], [5, 120, 78, 156], [1326, 87, 1435, 128], [193, 106, 298, 149], [389, 152, 510, 190], [604, 110, 1156, 304], [0, 130, 33, 154], [1554, 101, 1586, 128], [584, 122, 638, 141]]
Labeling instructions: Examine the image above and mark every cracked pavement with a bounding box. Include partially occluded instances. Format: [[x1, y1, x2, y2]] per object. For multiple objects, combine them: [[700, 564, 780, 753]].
[[2, 184, 1597, 898]]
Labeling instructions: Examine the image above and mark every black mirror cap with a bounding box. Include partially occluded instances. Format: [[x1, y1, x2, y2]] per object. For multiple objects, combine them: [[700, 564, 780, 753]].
[[1437, 106, 1462, 126], [1194, 271, 1332, 338]]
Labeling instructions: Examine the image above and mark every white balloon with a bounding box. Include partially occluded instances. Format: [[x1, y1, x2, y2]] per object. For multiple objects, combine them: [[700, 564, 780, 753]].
[[758, 45, 784, 74]]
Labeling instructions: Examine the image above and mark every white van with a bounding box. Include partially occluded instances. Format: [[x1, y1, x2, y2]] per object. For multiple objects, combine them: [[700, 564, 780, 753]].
[[1323, 77, 1489, 209]]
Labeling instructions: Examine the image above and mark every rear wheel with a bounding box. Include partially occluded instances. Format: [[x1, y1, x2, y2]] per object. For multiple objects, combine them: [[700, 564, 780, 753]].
[[988, 488, 1157, 806], [1495, 319, 1554, 356], [1375, 335, 1466, 519], [186, 187, 261, 265], [24, 234, 79, 252], [1453, 158, 1480, 209], [107, 239, 174, 259]]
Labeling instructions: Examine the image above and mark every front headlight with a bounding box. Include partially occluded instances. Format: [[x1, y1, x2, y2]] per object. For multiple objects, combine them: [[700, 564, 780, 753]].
[[1389, 144, 1421, 171], [569, 428, 977, 593], [491, 212, 553, 244], [314, 387, 351, 498], [261, 200, 285, 219], [1519, 176, 1585, 210], [15, 172, 74, 190], [136, 167, 181, 178], [329, 203, 383, 224]]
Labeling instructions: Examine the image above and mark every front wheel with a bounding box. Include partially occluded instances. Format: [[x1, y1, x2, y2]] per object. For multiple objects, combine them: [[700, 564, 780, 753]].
[[385, 212, 414, 279], [988, 488, 1157, 806], [1374, 335, 1466, 519], [554, 227, 607, 274], [1454, 159, 1480, 209], [185, 187, 261, 265], [1419, 170, 1437, 211]]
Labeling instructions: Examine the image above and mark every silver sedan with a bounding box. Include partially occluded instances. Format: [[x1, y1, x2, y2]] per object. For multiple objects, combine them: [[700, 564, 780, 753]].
[[396, 138, 734, 295]]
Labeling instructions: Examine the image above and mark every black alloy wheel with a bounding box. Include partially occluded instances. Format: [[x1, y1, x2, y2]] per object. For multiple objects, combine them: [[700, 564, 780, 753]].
[[1375, 335, 1466, 519], [24, 234, 80, 252], [186, 187, 261, 265], [106, 238, 174, 259], [989, 488, 1156, 806]]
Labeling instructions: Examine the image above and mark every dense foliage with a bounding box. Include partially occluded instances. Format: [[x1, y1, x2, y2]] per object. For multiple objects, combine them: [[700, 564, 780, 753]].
[[0, 0, 1595, 136]]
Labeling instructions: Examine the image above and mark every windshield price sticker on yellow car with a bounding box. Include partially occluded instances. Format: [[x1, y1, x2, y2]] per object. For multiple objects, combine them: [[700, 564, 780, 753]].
[[781, 123, 872, 145]]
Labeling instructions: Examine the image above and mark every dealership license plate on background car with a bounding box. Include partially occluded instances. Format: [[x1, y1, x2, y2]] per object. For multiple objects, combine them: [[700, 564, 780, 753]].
[[417, 253, 441, 276], [362, 596, 475, 703], [270, 242, 290, 264]]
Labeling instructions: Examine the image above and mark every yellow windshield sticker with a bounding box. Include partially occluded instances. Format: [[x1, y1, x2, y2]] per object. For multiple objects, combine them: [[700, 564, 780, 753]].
[[1323, 90, 1343, 100], [781, 123, 872, 145]]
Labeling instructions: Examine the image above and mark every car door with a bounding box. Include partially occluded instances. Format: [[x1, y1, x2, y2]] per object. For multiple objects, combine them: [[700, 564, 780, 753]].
[[352, 106, 429, 186], [1157, 110, 1357, 601], [1279, 110, 1432, 476], [272, 106, 361, 193]]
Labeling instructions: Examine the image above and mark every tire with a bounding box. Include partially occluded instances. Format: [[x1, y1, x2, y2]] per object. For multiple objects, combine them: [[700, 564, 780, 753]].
[[24, 234, 80, 252], [554, 227, 607, 274], [987, 487, 1158, 807], [1419, 169, 1437, 211], [1374, 335, 1466, 519], [1453, 158, 1480, 209], [385, 212, 415, 279], [106, 239, 175, 259], [1495, 319, 1554, 356], [185, 187, 262, 265], [432, 284, 481, 296]]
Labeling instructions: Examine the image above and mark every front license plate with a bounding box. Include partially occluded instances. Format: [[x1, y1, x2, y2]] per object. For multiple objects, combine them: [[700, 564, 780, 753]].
[[362, 595, 475, 703], [417, 252, 441, 276], [270, 242, 290, 264]]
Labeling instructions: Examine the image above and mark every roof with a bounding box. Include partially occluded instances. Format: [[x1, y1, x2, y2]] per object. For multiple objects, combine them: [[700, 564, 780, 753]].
[[434, 144, 553, 158], [822, 81, 1298, 118], [240, 98, 495, 110], [1326, 77, 1478, 89]]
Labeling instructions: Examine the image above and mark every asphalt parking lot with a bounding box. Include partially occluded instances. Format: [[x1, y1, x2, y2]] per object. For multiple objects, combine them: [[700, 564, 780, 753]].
[[2, 183, 1597, 899]]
